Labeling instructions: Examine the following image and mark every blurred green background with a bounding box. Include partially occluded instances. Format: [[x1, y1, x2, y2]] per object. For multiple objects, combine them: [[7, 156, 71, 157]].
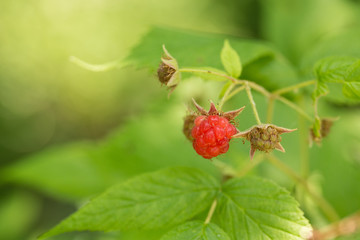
[[1, 0, 360, 239]]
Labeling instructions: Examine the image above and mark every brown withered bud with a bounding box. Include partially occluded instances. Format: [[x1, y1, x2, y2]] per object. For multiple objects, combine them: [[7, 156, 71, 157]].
[[310, 117, 338, 145], [157, 45, 180, 94], [157, 62, 176, 85], [233, 124, 296, 160]]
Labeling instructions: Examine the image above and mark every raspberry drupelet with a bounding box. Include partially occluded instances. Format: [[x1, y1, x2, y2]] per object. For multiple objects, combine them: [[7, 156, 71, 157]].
[[189, 99, 245, 159]]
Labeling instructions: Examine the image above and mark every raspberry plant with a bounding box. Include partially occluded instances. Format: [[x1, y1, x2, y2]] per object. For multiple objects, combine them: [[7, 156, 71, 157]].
[[3, 27, 360, 240]]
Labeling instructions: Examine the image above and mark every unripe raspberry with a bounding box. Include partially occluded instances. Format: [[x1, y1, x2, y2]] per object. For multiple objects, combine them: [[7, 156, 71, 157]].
[[189, 99, 245, 159], [233, 124, 296, 160], [250, 125, 281, 152]]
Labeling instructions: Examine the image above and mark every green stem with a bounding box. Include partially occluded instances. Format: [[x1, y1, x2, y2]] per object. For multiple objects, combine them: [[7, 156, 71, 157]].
[[267, 154, 340, 222], [245, 81, 262, 125], [225, 85, 246, 102], [314, 97, 320, 119], [246, 81, 271, 97], [205, 199, 218, 224], [276, 95, 313, 121], [218, 83, 235, 110], [299, 96, 309, 179], [266, 96, 275, 123], [272, 80, 316, 95], [180, 67, 313, 122], [179, 68, 237, 83]]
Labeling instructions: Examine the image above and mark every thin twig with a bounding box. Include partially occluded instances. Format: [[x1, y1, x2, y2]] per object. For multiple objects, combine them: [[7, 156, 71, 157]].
[[313, 211, 360, 240], [273, 80, 316, 95], [245, 81, 262, 125], [276, 95, 313, 121], [218, 83, 235, 110], [179, 67, 313, 122], [225, 85, 246, 102], [266, 96, 275, 123]]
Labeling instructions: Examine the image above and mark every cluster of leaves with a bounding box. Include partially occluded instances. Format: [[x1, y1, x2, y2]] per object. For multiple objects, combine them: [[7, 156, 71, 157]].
[[39, 167, 310, 240]]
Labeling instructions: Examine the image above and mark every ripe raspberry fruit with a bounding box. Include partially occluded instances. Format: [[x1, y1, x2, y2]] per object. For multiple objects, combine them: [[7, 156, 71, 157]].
[[192, 115, 237, 159], [190, 99, 244, 159]]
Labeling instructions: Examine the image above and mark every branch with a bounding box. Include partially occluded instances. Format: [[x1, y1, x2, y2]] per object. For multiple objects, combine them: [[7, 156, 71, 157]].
[[312, 211, 360, 240]]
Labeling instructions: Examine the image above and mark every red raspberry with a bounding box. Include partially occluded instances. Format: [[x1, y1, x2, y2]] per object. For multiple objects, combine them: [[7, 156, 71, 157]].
[[191, 115, 237, 159]]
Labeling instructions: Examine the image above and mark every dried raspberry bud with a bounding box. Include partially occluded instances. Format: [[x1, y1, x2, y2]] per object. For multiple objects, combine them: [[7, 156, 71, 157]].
[[310, 117, 338, 145], [190, 99, 245, 159], [157, 45, 180, 93], [233, 124, 296, 160]]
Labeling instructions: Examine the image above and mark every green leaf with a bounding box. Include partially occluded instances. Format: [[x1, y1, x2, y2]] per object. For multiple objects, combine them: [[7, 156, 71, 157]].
[[314, 56, 358, 83], [214, 177, 311, 240], [313, 56, 360, 100], [221, 40, 242, 78], [1, 143, 120, 201], [160, 221, 231, 240], [190, 67, 229, 82], [39, 167, 220, 239], [0, 191, 40, 240], [312, 80, 329, 100], [125, 27, 272, 72], [342, 82, 360, 99]]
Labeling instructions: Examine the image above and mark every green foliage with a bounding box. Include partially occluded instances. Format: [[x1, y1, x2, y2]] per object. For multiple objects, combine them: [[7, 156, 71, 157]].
[[160, 221, 230, 240], [40, 168, 310, 239], [220, 40, 242, 78], [313, 56, 360, 100], [40, 167, 219, 239], [0, 191, 40, 240], [1, 143, 114, 200], [125, 27, 298, 90], [213, 177, 311, 240], [125, 27, 272, 72]]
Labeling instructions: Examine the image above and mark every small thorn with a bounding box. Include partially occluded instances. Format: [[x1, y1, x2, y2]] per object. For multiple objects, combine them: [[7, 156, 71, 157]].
[[223, 106, 245, 120], [167, 85, 177, 98], [275, 143, 285, 152], [208, 101, 218, 115], [250, 146, 256, 160], [276, 127, 297, 134], [192, 98, 207, 115], [232, 130, 250, 139]]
